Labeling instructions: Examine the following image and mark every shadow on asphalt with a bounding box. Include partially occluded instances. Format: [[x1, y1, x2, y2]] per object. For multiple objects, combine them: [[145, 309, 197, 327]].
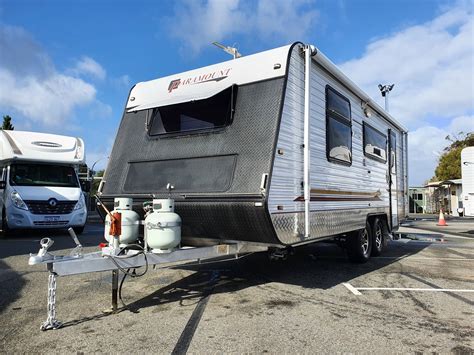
[[119, 239, 430, 313], [0, 260, 26, 314]]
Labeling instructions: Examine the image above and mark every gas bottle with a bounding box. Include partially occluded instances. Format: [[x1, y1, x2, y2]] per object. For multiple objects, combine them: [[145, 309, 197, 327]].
[[104, 198, 139, 246], [145, 198, 181, 253]]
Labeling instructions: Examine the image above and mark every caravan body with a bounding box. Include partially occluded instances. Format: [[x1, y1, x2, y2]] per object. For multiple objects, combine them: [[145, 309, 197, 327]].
[[0, 130, 88, 232], [461, 147, 474, 216], [102, 43, 408, 247]]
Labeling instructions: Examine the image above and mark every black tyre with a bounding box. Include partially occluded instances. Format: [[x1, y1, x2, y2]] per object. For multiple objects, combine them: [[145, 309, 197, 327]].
[[347, 221, 372, 263], [371, 217, 388, 256], [73, 226, 85, 235], [1, 209, 12, 238]]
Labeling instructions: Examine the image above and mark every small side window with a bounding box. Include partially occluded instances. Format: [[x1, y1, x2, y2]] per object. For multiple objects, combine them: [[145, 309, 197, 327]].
[[326, 86, 352, 165], [363, 123, 387, 163]]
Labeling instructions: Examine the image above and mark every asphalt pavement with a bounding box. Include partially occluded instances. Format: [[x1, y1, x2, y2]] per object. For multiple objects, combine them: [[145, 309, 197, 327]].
[[0, 221, 472, 353]]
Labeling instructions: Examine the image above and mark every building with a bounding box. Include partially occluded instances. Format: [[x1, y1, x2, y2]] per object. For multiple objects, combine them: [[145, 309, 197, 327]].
[[422, 179, 463, 215], [409, 187, 427, 214]]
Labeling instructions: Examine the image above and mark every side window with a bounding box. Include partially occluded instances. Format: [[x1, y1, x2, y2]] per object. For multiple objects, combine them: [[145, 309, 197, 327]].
[[326, 86, 352, 165], [363, 123, 387, 163], [390, 131, 397, 174]]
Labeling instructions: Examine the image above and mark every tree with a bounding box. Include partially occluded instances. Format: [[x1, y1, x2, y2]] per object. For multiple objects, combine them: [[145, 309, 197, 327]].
[[2, 115, 14, 130], [434, 132, 474, 181]]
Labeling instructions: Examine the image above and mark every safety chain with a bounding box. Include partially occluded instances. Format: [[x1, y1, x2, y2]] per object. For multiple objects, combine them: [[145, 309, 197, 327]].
[[40, 272, 62, 331]]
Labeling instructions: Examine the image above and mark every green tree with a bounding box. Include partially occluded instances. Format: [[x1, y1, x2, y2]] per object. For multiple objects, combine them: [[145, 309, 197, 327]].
[[434, 132, 474, 181], [2, 115, 14, 130]]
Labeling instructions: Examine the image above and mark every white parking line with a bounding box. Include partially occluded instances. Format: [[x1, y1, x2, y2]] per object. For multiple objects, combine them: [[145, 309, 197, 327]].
[[342, 283, 362, 295], [356, 287, 474, 293], [343, 282, 474, 295], [375, 256, 474, 261]]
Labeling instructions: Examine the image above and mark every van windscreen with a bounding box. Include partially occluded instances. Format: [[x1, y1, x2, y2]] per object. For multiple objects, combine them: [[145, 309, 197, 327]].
[[148, 86, 237, 136], [10, 164, 79, 187]]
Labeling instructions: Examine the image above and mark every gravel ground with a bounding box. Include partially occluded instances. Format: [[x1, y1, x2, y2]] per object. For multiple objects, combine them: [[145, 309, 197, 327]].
[[0, 224, 472, 353]]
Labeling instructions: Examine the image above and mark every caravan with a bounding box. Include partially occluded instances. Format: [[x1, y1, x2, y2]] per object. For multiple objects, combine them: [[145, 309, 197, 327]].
[[100, 42, 409, 262], [0, 130, 88, 235]]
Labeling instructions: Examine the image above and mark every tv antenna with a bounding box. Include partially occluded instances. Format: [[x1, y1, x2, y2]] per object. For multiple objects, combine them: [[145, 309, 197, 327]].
[[212, 42, 242, 59]]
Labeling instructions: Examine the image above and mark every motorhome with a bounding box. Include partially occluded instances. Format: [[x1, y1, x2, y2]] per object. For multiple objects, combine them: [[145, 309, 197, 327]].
[[0, 130, 88, 235], [100, 42, 408, 262], [461, 146, 474, 216]]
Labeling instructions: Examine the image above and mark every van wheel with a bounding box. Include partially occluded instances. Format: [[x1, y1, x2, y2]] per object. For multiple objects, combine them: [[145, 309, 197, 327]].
[[347, 221, 372, 263], [371, 217, 388, 256], [1, 209, 11, 238], [73, 226, 85, 235]]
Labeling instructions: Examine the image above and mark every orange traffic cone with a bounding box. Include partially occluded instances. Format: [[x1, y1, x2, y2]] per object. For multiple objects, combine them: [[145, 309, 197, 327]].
[[437, 209, 448, 226]]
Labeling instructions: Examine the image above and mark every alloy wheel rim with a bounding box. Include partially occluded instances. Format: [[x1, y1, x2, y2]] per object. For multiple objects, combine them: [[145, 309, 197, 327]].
[[361, 228, 369, 254], [375, 224, 382, 249]]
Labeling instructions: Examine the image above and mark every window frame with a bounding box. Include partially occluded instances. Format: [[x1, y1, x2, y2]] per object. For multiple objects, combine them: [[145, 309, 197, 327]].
[[363, 122, 388, 164], [325, 85, 352, 166], [146, 85, 238, 138]]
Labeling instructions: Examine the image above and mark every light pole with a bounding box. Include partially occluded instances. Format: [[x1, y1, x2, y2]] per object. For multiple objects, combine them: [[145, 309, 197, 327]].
[[378, 84, 394, 112], [90, 156, 109, 179]]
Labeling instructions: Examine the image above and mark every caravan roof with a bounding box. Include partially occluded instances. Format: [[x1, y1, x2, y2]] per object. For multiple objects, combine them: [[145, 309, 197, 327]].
[[127, 42, 407, 132], [0, 130, 85, 164]]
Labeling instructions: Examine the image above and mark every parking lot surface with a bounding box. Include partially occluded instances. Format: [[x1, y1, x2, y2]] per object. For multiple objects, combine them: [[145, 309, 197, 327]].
[[0, 222, 473, 353]]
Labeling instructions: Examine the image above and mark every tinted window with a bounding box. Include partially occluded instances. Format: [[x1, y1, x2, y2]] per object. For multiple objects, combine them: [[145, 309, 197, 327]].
[[363, 123, 387, 162], [326, 86, 352, 165], [10, 164, 79, 187], [327, 87, 351, 121], [148, 86, 237, 136], [327, 118, 352, 163]]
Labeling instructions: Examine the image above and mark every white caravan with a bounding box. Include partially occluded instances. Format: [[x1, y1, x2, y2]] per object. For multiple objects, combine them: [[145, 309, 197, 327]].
[[461, 146, 474, 216], [0, 130, 88, 235], [101, 42, 409, 262]]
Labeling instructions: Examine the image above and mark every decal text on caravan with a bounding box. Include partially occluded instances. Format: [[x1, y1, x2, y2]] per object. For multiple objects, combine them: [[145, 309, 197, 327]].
[[168, 68, 232, 93]]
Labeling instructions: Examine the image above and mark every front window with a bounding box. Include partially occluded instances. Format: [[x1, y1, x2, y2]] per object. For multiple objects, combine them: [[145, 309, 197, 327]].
[[148, 85, 237, 136], [10, 163, 79, 188]]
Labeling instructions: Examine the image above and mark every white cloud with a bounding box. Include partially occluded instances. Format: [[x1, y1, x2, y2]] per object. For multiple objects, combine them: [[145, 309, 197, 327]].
[[72, 56, 106, 80], [339, 4, 473, 127], [166, 0, 318, 54], [0, 24, 103, 126], [409, 115, 474, 185], [0, 69, 96, 125]]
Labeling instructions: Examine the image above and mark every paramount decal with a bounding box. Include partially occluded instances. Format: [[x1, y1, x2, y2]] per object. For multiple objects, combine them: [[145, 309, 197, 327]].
[[168, 68, 232, 93]]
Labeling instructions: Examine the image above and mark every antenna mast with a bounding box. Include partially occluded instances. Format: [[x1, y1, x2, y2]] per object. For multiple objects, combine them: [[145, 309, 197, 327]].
[[212, 42, 242, 59]]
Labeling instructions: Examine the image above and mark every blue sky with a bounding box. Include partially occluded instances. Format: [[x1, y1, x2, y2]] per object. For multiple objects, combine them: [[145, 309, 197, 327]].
[[0, 0, 473, 185]]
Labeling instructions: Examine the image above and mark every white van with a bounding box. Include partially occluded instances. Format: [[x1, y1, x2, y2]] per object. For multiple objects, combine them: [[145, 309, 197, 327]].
[[0, 130, 88, 235]]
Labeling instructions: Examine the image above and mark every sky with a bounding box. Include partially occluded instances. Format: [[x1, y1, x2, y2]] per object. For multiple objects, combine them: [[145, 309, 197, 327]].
[[0, 0, 473, 185]]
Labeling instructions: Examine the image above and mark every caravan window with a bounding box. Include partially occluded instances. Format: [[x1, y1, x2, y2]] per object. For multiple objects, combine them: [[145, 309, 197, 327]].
[[326, 86, 352, 165], [363, 123, 387, 162], [148, 86, 237, 136]]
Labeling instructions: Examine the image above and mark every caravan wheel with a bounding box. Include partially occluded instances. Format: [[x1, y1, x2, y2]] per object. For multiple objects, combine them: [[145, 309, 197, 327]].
[[347, 222, 372, 263], [371, 217, 388, 256]]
